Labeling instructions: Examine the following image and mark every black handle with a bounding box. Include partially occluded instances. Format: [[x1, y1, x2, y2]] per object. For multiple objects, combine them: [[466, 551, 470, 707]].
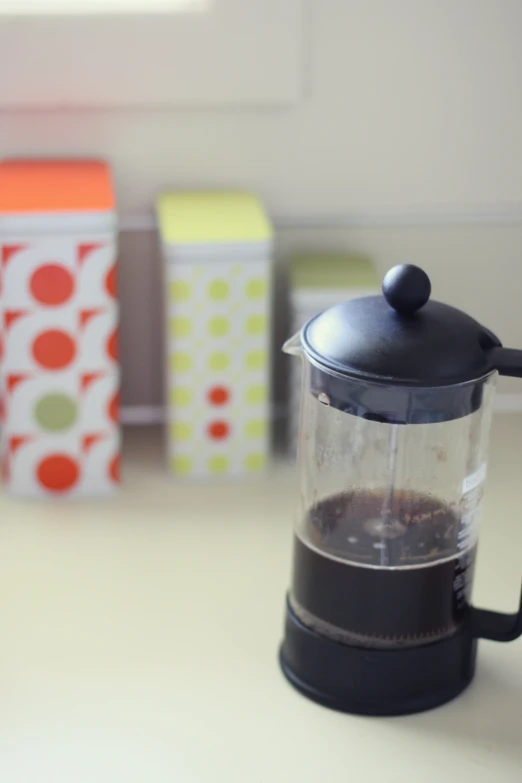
[[487, 346, 522, 378], [472, 345, 522, 641], [473, 596, 522, 642]]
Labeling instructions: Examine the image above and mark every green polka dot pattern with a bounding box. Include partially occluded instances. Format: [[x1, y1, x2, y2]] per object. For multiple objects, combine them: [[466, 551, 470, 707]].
[[245, 279, 266, 300], [170, 387, 192, 407], [208, 455, 229, 474], [208, 316, 230, 337], [246, 315, 266, 335], [170, 317, 191, 337], [34, 393, 78, 432], [171, 455, 192, 475], [245, 350, 266, 371], [208, 352, 229, 371], [170, 353, 192, 372], [245, 419, 266, 438], [208, 280, 230, 300], [167, 260, 270, 477], [170, 280, 191, 301], [245, 385, 267, 405]]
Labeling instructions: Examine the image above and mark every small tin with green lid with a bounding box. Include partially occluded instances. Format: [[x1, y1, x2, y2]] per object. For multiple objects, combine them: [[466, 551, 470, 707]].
[[287, 252, 379, 455]]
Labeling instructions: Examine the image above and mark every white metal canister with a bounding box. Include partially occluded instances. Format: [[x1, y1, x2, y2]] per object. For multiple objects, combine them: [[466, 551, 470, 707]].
[[157, 191, 273, 479], [0, 160, 119, 497]]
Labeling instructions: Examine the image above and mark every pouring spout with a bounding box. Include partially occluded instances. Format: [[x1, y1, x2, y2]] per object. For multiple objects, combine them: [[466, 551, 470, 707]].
[[282, 332, 303, 357]]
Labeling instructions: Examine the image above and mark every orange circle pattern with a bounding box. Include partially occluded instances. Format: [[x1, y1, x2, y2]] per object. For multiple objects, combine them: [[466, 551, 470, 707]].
[[30, 263, 75, 306], [208, 421, 230, 441], [32, 329, 76, 370], [208, 386, 230, 406], [109, 454, 120, 483], [107, 330, 117, 362], [105, 265, 117, 299], [37, 453, 80, 492], [108, 392, 119, 423], [5, 242, 120, 494]]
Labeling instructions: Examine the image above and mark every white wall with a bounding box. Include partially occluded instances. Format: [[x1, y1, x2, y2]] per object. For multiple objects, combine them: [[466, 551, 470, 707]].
[[1, 0, 521, 410], [1, 0, 521, 214]]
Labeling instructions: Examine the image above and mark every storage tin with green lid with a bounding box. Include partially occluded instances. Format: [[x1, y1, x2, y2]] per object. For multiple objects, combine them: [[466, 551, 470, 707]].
[[157, 191, 273, 479], [288, 252, 379, 455]]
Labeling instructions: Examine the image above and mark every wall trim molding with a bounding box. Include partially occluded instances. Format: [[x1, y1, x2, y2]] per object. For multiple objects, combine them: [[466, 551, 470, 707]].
[[121, 394, 522, 426], [121, 405, 165, 425], [119, 204, 522, 234]]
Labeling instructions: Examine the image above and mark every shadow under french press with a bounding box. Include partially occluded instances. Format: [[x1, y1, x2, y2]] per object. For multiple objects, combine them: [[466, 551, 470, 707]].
[[398, 656, 522, 759]]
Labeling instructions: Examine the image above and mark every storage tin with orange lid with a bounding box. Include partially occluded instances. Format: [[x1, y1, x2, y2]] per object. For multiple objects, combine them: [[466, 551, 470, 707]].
[[0, 160, 119, 497]]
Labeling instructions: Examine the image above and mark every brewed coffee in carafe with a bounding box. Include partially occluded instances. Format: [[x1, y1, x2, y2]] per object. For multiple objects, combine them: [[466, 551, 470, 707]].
[[280, 264, 522, 716], [290, 385, 489, 650]]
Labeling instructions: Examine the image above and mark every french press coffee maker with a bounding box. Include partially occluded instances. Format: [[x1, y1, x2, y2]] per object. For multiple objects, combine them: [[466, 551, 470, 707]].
[[280, 264, 522, 716]]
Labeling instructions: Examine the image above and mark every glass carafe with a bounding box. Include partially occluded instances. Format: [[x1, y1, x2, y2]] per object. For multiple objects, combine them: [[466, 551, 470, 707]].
[[289, 358, 495, 649]]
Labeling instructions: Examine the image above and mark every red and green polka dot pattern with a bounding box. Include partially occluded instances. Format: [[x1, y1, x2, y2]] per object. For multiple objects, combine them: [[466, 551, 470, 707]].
[[167, 260, 270, 477], [0, 237, 120, 496]]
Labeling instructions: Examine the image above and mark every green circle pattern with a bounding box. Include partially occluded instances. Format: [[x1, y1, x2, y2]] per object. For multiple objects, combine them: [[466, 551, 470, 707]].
[[170, 280, 191, 301], [208, 455, 229, 474], [246, 279, 266, 300], [208, 352, 230, 371], [246, 350, 266, 371], [245, 385, 266, 405], [34, 393, 78, 432], [208, 316, 230, 337], [208, 280, 230, 300], [246, 315, 266, 335], [168, 270, 269, 476]]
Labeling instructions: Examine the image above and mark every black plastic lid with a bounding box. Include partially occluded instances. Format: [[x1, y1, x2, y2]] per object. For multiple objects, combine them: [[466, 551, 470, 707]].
[[303, 264, 501, 387]]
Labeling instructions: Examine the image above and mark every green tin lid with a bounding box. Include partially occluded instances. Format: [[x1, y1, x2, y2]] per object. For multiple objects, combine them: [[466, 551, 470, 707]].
[[290, 253, 378, 290], [157, 191, 272, 245]]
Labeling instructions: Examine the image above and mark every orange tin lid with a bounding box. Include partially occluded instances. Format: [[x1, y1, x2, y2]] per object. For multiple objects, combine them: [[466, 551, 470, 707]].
[[0, 160, 114, 214]]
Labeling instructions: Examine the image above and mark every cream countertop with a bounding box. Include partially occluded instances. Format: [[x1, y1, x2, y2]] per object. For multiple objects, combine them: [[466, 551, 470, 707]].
[[0, 418, 521, 782]]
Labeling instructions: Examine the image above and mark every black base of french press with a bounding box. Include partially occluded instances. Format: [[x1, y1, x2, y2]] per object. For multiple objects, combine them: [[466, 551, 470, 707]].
[[279, 597, 478, 716]]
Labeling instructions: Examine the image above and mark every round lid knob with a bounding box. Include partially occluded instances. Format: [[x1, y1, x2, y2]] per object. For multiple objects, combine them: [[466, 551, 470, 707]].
[[382, 264, 431, 315]]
